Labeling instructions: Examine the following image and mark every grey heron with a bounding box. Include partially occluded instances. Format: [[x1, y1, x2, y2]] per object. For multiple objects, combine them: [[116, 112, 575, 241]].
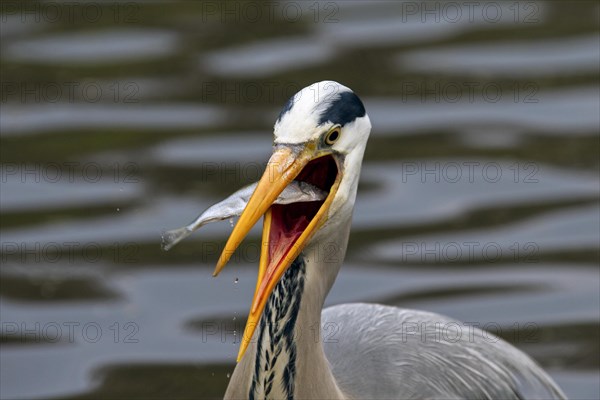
[[164, 81, 567, 399]]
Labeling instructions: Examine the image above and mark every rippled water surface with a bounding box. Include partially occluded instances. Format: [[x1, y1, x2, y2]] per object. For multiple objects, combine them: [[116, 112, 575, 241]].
[[1, 1, 599, 399]]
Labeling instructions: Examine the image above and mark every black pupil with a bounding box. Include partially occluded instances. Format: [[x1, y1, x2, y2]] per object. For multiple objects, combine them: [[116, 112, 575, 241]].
[[328, 130, 339, 142]]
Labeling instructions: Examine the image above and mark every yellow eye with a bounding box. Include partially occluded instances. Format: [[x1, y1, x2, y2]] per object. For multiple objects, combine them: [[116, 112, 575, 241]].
[[325, 126, 341, 145]]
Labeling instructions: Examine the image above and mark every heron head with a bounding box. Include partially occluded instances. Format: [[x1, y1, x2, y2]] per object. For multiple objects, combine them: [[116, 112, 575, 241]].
[[272, 81, 372, 226], [214, 81, 371, 361]]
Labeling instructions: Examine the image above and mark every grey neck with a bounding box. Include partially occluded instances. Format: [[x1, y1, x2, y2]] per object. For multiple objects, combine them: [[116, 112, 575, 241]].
[[225, 218, 353, 400]]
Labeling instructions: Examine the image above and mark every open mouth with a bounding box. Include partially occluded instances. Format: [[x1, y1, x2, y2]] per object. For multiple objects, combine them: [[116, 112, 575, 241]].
[[213, 146, 343, 361], [267, 155, 339, 271]]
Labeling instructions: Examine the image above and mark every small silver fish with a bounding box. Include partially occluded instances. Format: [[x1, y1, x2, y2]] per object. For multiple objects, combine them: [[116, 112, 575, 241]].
[[161, 181, 326, 251]]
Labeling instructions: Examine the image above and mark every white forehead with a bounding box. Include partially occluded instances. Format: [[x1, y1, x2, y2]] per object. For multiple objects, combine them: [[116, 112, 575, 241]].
[[274, 81, 353, 144]]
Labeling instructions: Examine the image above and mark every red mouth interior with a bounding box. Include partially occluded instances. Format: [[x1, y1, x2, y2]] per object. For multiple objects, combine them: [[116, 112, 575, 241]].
[[268, 155, 338, 266]]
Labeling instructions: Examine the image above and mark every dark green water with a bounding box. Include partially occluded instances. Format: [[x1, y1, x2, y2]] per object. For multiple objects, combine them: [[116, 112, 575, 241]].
[[1, 1, 598, 399]]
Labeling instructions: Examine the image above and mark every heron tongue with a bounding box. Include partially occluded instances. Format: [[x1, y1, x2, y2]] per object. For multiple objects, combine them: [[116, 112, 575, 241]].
[[266, 201, 322, 277]]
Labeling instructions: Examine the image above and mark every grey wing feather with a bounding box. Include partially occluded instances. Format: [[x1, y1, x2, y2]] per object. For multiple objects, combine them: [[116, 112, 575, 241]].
[[321, 303, 567, 400]]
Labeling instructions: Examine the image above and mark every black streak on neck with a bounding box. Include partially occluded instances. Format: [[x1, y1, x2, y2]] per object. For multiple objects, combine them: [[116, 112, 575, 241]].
[[249, 256, 306, 400]]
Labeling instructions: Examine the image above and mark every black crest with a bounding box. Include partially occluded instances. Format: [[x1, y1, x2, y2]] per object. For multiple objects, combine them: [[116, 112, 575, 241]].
[[318, 91, 366, 127]]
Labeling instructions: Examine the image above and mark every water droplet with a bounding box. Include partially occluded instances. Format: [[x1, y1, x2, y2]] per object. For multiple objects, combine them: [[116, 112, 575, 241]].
[[229, 218, 234, 227], [116, 208, 120, 212], [232, 316, 236, 321], [227, 373, 231, 379], [119, 187, 124, 192], [234, 277, 239, 284]]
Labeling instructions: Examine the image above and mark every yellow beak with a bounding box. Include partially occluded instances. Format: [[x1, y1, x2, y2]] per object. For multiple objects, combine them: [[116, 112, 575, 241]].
[[212, 143, 340, 362]]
